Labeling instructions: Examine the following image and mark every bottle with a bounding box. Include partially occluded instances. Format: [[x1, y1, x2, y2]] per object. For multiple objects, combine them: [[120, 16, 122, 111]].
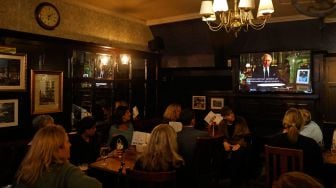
[[211, 122, 216, 137]]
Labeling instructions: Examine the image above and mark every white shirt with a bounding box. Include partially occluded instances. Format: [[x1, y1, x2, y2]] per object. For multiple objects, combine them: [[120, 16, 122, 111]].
[[300, 120, 323, 146], [263, 67, 270, 78]]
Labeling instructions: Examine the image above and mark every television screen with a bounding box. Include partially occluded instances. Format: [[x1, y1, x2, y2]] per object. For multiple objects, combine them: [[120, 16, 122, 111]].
[[239, 50, 312, 94]]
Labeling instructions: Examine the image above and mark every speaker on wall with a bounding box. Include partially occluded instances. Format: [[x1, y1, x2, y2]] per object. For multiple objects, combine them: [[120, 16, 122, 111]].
[[148, 36, 164, 52]]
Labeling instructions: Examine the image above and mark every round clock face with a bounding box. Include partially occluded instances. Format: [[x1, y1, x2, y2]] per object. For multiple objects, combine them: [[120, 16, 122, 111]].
[[35, 2, 60, 30]]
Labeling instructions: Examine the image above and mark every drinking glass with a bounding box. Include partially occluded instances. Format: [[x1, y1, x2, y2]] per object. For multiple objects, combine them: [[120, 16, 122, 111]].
[[100, 146, 110, 165], [116, 138, 124, 159]]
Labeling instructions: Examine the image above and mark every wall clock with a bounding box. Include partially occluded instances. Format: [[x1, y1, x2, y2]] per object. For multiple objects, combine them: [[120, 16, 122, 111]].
[[35, 2, 60, 30]]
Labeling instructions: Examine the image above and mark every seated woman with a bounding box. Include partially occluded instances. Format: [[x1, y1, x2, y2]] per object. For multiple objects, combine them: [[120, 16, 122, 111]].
[[268, 108, 323, 178], [299, 108, 324, 147], [70, 116, 101, 165], [162, 103, 182, 124], [15, 125, 101, 188], [32, 114, 54, 131], [217, 106, 252, 185], [107, 106, 134, 147], [134, 124, 184, 171]]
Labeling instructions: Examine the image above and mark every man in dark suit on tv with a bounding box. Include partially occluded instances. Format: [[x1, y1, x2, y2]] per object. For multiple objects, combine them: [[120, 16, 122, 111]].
[[252, 53, 278, 79], [250, 53, 280, 91]]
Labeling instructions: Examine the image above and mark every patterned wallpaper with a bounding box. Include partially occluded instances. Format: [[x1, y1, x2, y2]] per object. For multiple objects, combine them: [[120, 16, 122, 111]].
[[0, 0, 153, 51]]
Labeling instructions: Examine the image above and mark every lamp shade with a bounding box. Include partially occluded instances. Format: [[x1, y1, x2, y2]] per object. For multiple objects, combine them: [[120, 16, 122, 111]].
[[258, 0, 274, 15], [202, 14, 217, 21], [238, 0, 255, 10], [213, 0, 229, 12], [200, 1, 214, 15]]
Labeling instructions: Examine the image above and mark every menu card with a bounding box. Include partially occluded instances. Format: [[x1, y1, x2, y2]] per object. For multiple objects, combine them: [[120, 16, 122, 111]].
[[131, 131, 151, 146], [204, 111, 223, 125]]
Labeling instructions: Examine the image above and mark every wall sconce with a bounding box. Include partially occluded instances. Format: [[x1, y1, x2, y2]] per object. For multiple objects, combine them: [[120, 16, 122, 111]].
[[120, 54, 131, 65]]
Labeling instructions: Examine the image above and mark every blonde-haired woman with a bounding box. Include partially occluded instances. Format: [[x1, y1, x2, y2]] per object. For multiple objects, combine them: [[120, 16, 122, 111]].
[[269, 108, 323, 178], [162, 103, 182, 123], [134, 124, 184, 171], [16, 125, 101, 188]]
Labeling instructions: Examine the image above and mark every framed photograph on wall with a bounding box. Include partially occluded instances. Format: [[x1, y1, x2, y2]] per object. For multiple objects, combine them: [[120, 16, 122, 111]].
[[0, 99, 18, 128], [210, 97, 224, 110], [296, 69, 310, 84], [192, 96, 206, 110], [0, 53, 26, 91], [31, 70, 63, 114]]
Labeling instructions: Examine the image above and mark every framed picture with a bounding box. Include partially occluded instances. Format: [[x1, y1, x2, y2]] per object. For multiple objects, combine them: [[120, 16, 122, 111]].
[[192, 96, 206, 110], [210, 97, 224, 110], [31, 70, 63, 114], [296, 69, 310, 84], [0, 99, 18, 128], [0, 53, 26, 91]]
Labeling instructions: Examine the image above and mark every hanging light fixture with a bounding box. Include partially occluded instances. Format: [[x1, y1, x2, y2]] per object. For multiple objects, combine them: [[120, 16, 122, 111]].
[[200, 0, 274, 36]]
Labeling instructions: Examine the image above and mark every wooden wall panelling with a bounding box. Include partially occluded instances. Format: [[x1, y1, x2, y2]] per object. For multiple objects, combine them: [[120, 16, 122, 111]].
[[324, 56, 336, 123]]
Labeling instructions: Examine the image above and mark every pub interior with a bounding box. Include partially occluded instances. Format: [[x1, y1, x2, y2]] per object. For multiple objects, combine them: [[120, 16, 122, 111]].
[[1, 0, 336, 187]]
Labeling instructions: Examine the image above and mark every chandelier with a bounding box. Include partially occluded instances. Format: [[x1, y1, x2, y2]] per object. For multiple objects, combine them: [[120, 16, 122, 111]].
[[200, 0, 274, 36]]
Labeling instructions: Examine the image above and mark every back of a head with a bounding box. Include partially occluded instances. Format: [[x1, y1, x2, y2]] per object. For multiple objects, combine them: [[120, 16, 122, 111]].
[[220, 106, 233, 117], [146, 124, 179, 157], [149, 124, 177, 148], [299, 108, 312, 125], [30, 125, 67, 161], [17, 125, 67, 185], [32, 115, 54, 132], [180, 108, 195, 126], [272, 171, 324, 188], [141, 124, 182, 171], [283, 108, 304, 143], [163, 103, 182, 122], [77, 116, 96, 134]]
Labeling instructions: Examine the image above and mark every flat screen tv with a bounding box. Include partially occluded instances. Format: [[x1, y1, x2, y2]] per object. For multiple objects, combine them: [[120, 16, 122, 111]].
[[239, 50, 312, 94]]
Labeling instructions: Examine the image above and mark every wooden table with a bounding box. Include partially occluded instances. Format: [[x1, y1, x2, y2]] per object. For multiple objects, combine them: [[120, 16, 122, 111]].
[[89, 150, 138, 175]]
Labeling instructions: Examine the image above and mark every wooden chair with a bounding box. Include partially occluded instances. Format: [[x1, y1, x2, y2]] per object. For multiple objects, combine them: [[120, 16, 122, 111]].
[[191, 135, 225, 187], [264, 145, 303, 188], [126, 169, 176, 188]]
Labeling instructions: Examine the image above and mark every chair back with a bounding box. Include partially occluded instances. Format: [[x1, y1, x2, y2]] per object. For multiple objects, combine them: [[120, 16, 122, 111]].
[[264, 145, 303, 188], [191, 135, 225, 185], [126, 169, 176, 188]]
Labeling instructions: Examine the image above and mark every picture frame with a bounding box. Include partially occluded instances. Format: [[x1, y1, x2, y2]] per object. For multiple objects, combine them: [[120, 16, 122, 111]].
[[210, 97, 224, 110], [0, 53, 26, 91], [192, 96, 206, 110], [31, 70, 63, 114], [0, 99, 18, 128], [296, 69, 310, 84]]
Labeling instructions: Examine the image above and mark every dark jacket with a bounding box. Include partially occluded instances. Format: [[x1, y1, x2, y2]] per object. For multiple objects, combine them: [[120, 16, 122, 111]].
[[70, 134, 100, 165], [268, 133, 323, 177], [218, 116, 250, 147], [177, 127, 209, 166]]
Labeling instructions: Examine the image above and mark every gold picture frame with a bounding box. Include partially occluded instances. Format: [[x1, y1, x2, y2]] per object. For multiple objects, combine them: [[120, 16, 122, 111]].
[[0, 99, 18, 128], [31, 70, 63, 114], [210, 97, 224, 110], [0, 53, 26, 91], [192, 95, 206, 110]]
